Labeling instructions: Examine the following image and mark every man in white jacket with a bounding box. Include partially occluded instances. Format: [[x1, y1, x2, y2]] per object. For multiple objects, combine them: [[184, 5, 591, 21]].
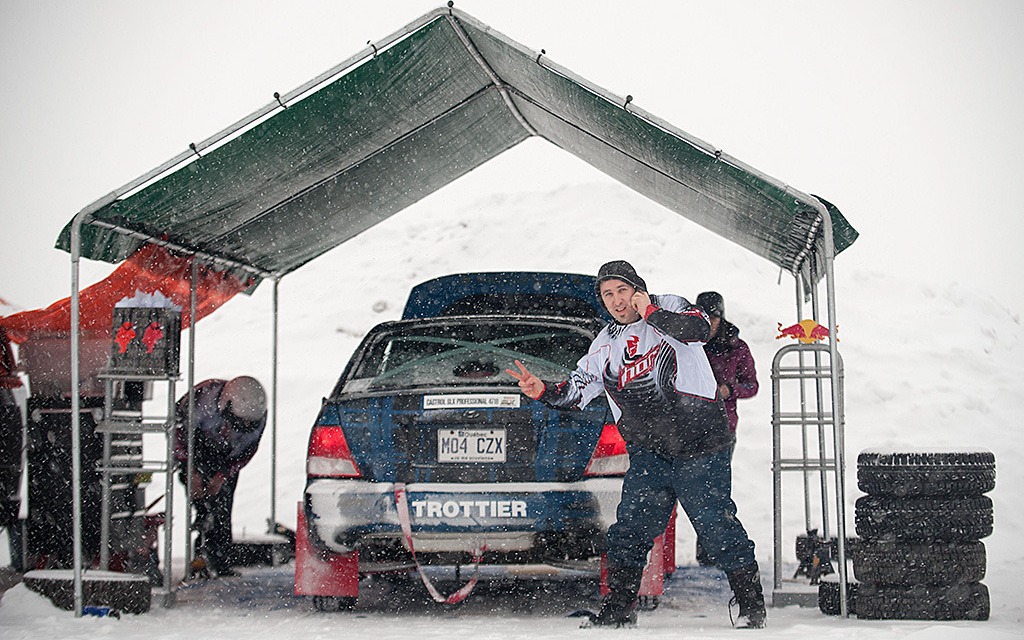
[[507, 261, 765, 629]]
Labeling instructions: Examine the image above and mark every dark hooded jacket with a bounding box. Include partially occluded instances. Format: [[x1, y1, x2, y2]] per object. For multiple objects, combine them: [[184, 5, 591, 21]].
[[0, 327, 21, 391], [1, 327, 23, 526], [174, 379, 266, 478], [703, 319, 758, 433]]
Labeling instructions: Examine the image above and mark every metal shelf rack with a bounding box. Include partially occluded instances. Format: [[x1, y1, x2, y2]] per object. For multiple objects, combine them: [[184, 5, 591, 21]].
[[96, 372, 178, 607]]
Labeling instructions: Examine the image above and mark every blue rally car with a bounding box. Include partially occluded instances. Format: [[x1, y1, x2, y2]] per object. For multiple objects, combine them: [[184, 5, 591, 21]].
[[294, 272, 672, 610]]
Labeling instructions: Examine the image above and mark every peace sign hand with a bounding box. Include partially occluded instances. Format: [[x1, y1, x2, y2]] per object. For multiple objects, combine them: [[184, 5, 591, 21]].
[[505, 359, 545, 400]]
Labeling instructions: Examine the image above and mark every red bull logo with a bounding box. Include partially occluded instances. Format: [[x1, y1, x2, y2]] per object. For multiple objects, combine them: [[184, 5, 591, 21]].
[[776, 319, 836, 344], [115, 322, 137, 353]]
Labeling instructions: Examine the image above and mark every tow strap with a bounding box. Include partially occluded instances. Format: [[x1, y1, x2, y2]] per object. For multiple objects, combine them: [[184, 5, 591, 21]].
[[394, 483, 486, 604]]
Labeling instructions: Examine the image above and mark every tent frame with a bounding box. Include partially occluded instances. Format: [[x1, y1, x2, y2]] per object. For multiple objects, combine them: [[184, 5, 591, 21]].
[[62, 4, 850, 617]]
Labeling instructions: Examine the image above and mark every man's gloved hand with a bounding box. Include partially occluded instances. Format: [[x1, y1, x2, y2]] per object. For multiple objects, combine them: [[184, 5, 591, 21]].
[[207, 471, 227, 496], [189, 470, 206, 500]]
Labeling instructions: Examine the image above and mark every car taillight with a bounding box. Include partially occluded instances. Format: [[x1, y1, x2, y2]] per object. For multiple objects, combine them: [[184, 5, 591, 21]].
[[306, 424, 362, 478], [584, 423, 630, 477]]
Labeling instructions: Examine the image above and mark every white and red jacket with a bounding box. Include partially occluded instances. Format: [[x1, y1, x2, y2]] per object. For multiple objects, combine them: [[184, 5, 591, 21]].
[[539, 294, 733, 458]]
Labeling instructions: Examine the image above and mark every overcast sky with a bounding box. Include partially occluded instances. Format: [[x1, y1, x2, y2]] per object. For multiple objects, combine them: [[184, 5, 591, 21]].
[[2, 0, 1022, 312]]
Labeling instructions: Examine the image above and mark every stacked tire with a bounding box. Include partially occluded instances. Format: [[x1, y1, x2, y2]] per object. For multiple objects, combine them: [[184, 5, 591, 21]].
[[851, 449, 994, 621]]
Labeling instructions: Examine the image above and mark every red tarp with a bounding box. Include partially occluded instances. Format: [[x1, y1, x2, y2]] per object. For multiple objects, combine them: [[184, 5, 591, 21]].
[[0, 243, 252, 344]]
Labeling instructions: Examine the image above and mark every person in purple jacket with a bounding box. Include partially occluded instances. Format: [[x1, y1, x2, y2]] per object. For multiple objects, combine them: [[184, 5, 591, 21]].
[[695, 291, 759, 437], [175, 376, 267, 578], [694, 291, 759, 566]]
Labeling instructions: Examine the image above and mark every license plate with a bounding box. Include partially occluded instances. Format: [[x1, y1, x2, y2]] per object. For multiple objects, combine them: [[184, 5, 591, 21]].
[[437, 429, 506, 463]]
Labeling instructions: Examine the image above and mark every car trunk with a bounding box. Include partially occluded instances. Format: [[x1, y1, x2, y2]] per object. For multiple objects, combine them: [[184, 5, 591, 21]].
[[330, 394, 609, 483]]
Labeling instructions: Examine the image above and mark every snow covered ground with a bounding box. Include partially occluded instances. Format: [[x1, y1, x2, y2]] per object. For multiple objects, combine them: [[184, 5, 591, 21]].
[[2, 177, 1022, 639]]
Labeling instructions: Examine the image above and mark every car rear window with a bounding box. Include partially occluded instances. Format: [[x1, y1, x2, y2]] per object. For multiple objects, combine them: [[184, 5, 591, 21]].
[[339, 320, 594, 394]]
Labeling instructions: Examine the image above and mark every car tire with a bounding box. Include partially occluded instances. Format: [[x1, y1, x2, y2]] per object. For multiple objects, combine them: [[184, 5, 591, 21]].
[[854, 582, 989, 621], [312, 595, 357, 612], [818, 580, 857, 616], [857, 451, 995, 498], [852, 540, 986, 585], [854, 495, 993, 542]]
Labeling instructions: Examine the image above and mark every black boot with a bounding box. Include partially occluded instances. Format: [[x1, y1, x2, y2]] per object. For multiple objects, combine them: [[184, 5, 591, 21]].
[[695, 538, 715, 567], [727, 563, 767, 628], [583, 565, 644, 628]]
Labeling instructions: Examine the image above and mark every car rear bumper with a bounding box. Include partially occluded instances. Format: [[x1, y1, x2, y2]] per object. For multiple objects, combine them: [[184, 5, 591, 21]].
[[305, 478, 623, 554]]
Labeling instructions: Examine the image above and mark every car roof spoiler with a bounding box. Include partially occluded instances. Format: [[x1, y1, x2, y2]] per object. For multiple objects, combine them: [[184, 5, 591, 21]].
[[400, 272, 610, 322]]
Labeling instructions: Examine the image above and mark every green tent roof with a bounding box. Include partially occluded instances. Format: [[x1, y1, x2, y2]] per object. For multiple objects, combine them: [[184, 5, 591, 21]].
[[57, 6, 857, 282]]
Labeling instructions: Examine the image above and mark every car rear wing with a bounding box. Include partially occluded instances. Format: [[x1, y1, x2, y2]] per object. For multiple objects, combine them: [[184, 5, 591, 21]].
[[400, 272, 609, 322]]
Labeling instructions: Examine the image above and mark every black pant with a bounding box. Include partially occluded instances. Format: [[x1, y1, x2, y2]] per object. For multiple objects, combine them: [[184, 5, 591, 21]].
[[0, 404, 23, 529], [194, 473, 239, 572]]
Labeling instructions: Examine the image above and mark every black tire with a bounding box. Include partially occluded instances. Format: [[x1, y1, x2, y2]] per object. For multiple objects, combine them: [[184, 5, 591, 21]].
[[818, 580, 857, 616], [852, 540, 986, 585], [312, 595, 357, 612], [855, 495, 993, 542], [855, 582, 989, 621], [858, 450, 995, 497]]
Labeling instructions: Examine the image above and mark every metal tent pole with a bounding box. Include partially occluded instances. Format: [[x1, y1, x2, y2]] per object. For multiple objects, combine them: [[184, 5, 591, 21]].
[[185, 261, 198, 578], [795, 278, 813, 532], [69, 214, 85, 617], [99, 377, 112, 570], [67, 196, 120, 615], [269, 278, 279, 531], [815, 205, 850, 617], [808, 267, 833, 540]]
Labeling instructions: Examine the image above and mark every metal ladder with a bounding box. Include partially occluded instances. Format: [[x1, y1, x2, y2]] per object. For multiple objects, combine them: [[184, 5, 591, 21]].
[[95, 373, 178, 607], [770, 342, 848, 609]]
